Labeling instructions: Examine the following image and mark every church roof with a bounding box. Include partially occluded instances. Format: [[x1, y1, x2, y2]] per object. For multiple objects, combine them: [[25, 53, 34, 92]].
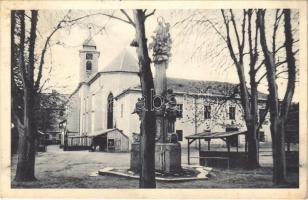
[[102, 48, 139, 73]]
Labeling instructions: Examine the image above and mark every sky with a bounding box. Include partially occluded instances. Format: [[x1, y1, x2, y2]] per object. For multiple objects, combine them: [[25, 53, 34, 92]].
[[36, 9, 299, 101]]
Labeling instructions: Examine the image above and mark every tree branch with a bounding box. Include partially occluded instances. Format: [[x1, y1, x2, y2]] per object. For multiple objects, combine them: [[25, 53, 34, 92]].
[[120, 9, 136, 27], [145, 9, 156, 19], [229, 9, 242, 57], [34, 25, 59, 89], [221, 9, 238, 65]]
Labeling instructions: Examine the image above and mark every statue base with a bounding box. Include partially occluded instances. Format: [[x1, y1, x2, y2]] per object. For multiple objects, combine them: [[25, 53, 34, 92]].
[[130, 142, 182, 173], [155, 142, 182, 173], [130, 142, 141, 172]]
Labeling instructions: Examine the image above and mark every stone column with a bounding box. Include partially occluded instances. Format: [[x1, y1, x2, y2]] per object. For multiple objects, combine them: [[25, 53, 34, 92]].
[[130, 17, 182, 174], [154, 61, 168, 143], [151, 17, 182, 173]]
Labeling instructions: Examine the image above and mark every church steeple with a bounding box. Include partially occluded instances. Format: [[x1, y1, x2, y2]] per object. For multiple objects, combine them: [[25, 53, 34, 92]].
[[79, 27, 100, 82]]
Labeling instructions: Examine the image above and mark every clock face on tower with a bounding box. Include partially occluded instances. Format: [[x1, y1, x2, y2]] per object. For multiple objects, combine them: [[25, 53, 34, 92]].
[[86, 53, 93, 60]]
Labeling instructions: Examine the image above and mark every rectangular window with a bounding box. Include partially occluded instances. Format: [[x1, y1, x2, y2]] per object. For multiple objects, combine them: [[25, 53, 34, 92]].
[[86, 53, 93, 60], [176, 130, 183, 141], [229, 106, 236, 120], [204, 105, 211, 119], [176, 104, 183, 118], [259, 131, 265, 142]]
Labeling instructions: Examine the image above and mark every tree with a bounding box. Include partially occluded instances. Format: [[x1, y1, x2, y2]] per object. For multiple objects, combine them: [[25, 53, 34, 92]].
[[220, 9, 261, 169], [133, 9, 157, 188], [12, 9, 157, 186], [257, 9, 298, 184], [172, 10, 267, 169], [37, 91, 68, 135], [12, 10, 39, 181], [11, 10, 110, 181]]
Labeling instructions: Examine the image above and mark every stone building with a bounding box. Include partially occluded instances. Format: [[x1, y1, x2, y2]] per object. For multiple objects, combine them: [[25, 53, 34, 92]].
[[65, 36, 271, 149]]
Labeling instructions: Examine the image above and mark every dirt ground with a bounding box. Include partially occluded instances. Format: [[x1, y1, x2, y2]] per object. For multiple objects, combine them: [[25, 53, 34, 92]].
[[11, 145, 298, 188]]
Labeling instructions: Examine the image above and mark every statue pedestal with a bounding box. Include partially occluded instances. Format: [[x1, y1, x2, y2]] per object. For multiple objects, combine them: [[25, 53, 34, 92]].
[[130, 142, 141, 172], [155, 143, 182, 173], [130, 142, 182, 173]]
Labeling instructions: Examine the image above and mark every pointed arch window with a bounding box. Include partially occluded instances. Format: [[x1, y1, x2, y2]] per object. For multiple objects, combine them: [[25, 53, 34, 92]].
[[107, 93, 114, 129], [86, 61, 92, 70]]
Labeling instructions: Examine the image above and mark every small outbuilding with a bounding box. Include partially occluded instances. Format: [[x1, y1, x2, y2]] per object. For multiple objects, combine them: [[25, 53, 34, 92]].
[[63, 128, 129, 152], [88, 128, 129, 152]]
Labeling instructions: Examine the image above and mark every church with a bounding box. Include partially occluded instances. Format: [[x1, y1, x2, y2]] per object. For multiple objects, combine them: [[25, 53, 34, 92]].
[[64, 35, 271, 151]]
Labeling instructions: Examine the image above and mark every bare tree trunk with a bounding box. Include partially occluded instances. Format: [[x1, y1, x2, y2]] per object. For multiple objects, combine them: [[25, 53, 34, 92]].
[[271, 117, 287, 183], [194, 97, 198, 134], [247, 67, 259, 169], [246, 120, 259, 168], [221, 10, 259, 169], [257, 9, 296, 184], [258, 9, 285, 183], [133, 9, 156, 188], [14, 10, 38, 182]]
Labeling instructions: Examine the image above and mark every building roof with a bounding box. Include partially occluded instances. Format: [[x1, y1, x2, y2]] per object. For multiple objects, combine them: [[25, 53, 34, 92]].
[[185, 130, 247, 140], [102, 48, 139, 73], [85, 128, 129, 139], [128, 77, 268, 100]]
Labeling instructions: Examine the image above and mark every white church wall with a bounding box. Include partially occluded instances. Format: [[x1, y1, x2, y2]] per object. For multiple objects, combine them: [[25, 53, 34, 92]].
[[78, 84, 89, 136], [76, 72, 139, 138], [114, 95, 126, 132]]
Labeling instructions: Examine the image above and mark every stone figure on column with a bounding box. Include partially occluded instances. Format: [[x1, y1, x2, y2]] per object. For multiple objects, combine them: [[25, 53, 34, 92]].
[[149, 17, 172, 65]]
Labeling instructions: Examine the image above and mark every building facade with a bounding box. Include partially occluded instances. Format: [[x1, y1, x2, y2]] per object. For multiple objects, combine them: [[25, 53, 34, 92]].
[[66, 37, 271, 149]]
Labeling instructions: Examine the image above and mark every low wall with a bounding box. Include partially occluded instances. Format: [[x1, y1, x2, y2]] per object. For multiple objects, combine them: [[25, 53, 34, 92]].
[[199, 151, 248, 168]]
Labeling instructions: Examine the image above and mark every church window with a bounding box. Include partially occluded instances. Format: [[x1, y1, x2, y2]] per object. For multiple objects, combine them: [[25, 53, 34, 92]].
[[204, 105, 211, 119], [229, 106, 236, 120], [86, 53, 93, 60], [176, 130, 183, 141], [176, 104, 183, 118], [107, 93, 114, 129], [86, 61, 92, 70]]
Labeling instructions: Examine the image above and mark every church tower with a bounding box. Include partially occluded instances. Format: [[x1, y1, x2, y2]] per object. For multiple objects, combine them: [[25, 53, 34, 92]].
[[79, 28, 100, 82]]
